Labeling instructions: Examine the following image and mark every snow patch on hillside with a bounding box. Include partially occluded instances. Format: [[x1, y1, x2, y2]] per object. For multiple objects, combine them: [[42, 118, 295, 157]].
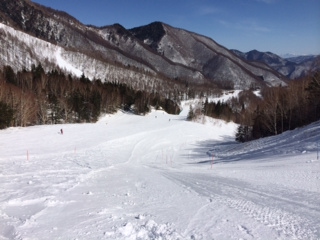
[[0, 23, 83, 77], [55, 48, 82, 77]]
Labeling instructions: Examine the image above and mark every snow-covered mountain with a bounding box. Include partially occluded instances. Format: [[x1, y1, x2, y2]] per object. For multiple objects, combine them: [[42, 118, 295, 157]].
[[232, 49, 320, 79], [286, 55, 319, 64], [0, 22, 177, 94], [0, 0, 287, 90], [130, 22, 285, 89]]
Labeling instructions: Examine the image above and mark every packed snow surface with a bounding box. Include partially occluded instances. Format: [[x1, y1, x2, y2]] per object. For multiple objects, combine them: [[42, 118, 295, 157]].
[[0, 103, 320, 239]]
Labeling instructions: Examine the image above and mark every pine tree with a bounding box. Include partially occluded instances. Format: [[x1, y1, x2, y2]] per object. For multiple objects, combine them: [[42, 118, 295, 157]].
[[235, 125, 252, 142], [187, 105, 194, 121], [4, 66, 16, 85], [306, 72, 320, 120], [0, 101, 14, 129]]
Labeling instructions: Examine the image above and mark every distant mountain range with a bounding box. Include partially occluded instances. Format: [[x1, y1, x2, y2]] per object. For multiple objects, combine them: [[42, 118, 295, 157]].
[[0, 0, 318, 90], [231, 50, 319, 79]]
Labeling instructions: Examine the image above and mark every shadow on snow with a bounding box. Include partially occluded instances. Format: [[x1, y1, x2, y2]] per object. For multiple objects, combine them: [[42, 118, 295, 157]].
[[181, 121, 320, 165]]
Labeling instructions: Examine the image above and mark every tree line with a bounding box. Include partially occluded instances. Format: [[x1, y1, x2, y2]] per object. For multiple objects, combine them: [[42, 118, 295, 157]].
[[0, 64, 182, 129], [246, 72, 320, 140], [3, 61, 318, 143], [196, 71, 320, 142]]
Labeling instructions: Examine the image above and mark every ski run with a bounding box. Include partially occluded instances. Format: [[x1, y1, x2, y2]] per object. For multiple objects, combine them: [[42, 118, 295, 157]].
[[0, 99, 320, 240]]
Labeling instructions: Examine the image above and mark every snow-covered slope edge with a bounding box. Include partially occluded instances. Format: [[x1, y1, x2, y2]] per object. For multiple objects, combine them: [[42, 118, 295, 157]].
[[209, 120, 320, 163], [0, 106, 319, 239]]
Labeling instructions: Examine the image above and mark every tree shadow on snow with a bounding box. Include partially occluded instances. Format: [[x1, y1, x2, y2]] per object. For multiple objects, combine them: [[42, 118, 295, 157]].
[[180, 136, 243, 165], [182, 121, 320, 165], [181, 136, 294, 165]]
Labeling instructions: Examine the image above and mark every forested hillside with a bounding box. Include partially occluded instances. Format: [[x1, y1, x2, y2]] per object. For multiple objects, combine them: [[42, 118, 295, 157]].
[[1, 61, 319, 144], [193, 71, 320, 141], [0, 64, 187, 128]]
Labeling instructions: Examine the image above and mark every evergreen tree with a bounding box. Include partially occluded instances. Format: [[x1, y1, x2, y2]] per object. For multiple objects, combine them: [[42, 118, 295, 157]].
[[4, 66, 16, 85], [0, 101, 14, 129], [235, 125, 252, 142], [90, 90, 102, 121], [306, 72, 320, 121], [187, 105, 195, 121]]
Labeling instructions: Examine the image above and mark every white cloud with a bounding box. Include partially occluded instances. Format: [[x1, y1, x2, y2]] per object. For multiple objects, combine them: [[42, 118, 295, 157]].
[[255, 0, 277, 3], [244, 23, 271, 32], [197, 6, 220, 16], [219, 19, 272, 33], [218, 20, 231, 27]]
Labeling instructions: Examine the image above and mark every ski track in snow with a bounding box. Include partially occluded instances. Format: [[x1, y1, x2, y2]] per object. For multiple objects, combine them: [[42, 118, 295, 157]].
[[0, 104, 320, 240], [162, 171, 320, 239]]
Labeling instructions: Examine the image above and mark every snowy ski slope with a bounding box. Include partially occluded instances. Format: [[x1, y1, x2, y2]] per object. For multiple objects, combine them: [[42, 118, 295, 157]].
[[0, 102, 319, 239]]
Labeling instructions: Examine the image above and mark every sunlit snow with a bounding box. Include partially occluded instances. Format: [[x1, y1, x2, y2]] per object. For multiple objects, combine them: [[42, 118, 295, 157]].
[[0, 23, 83, 77], [55, 48, 82, 77], [0, 101, 319, 239]]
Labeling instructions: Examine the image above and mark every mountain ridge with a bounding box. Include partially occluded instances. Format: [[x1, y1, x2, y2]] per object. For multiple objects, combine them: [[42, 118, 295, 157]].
[[232, 49, 320, 79], [1, 0, 314, 90]]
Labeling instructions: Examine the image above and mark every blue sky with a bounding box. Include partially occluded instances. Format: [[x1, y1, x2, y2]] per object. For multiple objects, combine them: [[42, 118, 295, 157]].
[[32, 0, 320, 56]]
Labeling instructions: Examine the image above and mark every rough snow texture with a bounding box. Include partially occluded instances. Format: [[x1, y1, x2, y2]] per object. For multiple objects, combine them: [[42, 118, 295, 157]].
[[0, 97, 320, 239]]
